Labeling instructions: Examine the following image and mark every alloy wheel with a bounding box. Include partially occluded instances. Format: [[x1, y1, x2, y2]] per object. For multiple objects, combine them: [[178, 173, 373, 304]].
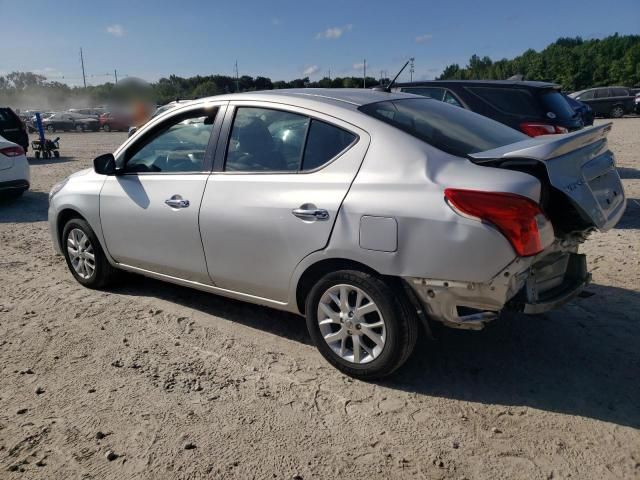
[[316, 284, 386, 364], [67, 228, 96, 279]]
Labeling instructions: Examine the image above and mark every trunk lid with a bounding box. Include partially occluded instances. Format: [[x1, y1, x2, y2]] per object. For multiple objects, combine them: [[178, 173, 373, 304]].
[[469, 123, 626, 231]]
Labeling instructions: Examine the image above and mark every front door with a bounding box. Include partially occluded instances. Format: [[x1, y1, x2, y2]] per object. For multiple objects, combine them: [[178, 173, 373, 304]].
[[100, 104, 223, 283], [199, 104, 369, 302]]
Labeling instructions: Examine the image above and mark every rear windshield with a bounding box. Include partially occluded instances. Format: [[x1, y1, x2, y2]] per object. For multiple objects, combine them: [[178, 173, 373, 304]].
[[359, 98, 526, 157], [540, 91, 577, 120]]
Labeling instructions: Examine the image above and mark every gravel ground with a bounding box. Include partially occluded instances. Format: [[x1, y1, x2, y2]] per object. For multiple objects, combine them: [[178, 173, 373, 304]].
[[0, 120, 638, 480]]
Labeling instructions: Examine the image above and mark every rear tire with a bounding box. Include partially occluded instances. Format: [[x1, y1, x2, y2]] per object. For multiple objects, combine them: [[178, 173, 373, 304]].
[[610, 105, 625, 118], [53, 151, 60, 158], [62, 218, 117, 289], [305, 270, 418, 379], [103, 124, 111, 132], [47, 125, 55, 133]]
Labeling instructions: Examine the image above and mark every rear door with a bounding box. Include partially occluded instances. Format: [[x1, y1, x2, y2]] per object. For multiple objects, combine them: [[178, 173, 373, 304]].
[[199, 103, 369, 302], [100, 103, 225, 283]]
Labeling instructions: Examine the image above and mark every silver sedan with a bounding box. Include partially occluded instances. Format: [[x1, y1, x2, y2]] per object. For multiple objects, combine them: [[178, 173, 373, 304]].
[[48, 89, 626, 378]]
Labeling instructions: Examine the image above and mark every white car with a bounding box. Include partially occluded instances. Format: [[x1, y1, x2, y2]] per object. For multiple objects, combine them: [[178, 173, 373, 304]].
[[0, 135, 30, 197]]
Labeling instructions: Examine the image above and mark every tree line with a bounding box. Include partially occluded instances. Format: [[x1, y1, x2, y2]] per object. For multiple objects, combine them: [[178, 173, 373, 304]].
[[438, 34, 640, 91], [0, 71, 384, 110], [1, 33, 638, 110]]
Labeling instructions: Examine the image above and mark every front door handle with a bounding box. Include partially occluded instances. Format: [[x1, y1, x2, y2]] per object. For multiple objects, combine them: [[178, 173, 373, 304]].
[[165, 195, 190, 209], [292, 207, 329, 221]]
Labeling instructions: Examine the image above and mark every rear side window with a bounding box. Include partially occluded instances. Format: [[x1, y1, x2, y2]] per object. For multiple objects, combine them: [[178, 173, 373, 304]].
[[595, 89, 611, 99], [226, 107, 308, 172], [302, 120, 356, 171], [467, 87, 540, 116], [225, 107, 356, 173], [400, 87, 445, 101], [612, 88, 628, 97], [359, 98, 526, 157], [540, 91, 577, 120]]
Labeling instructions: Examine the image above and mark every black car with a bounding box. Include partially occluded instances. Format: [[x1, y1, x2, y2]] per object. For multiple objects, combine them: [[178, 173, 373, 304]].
[[391, 80, 584, 137], [41, 112, 99, 132], [563, 94, 594, 126], [569, 86, 635, 118], [0, 107, 29, 152]]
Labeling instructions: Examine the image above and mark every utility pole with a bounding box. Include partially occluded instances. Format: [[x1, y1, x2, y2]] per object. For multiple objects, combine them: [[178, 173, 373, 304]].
[[80, 47, 87, 88], [363, 59, 366, 88], [234, 60, 240, 92], [409, 57, 415, 82], [114, 69, 118, 84], [328, 69, 331, 81]]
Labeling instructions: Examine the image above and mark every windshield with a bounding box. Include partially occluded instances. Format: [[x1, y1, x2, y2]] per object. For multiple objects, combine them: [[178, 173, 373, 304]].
[[359, 98, 526, 157], [541, 91, 577, 120]]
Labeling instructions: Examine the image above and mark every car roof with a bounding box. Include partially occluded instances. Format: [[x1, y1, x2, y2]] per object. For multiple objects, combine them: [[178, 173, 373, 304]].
[[395, 79, 560, 89], [195, 88, 414, 110]]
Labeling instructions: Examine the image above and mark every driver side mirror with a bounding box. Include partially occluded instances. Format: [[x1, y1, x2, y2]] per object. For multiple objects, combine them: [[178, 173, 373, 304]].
[[93, 153, 117, 175]]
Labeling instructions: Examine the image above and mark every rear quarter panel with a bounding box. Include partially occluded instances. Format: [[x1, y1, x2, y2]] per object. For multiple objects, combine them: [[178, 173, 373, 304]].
[[291, 125, 543, 292]]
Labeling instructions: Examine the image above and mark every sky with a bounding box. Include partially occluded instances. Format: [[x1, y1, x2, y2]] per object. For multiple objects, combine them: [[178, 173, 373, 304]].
[[1, 0, 638, 86]]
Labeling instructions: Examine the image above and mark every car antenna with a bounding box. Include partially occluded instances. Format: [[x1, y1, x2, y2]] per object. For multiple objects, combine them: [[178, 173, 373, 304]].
[[383, 60, 411, 92]]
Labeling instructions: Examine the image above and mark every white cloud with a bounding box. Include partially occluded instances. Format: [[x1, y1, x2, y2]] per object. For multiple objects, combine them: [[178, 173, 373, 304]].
[[353, 62, 365, 70], [106, 24, 125, 37], [303, 65, 320, 76], [415, 33, 433, 44], [316, 24, 352, 40]]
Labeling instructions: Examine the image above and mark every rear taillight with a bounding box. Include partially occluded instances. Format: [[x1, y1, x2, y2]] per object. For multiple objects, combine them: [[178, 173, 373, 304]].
[[444, 188, 547, 257], [519, 122, 568, 137], [0, 145, 25, 157]]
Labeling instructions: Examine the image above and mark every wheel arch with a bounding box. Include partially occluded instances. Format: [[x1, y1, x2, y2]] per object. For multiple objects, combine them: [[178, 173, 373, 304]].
[[295, 257, 388, 315], [56, 208, 88, 245]]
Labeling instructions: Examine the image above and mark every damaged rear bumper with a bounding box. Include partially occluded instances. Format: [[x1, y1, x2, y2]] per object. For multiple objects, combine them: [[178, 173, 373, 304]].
[[405, 245, 590, 330]]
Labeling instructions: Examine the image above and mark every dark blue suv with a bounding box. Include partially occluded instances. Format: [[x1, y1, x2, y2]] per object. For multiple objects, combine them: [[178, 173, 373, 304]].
[[392, 80, 586, 137]]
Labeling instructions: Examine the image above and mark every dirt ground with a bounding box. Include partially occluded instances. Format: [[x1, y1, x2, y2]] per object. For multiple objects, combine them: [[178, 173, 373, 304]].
[[0, 119, 638, 480]]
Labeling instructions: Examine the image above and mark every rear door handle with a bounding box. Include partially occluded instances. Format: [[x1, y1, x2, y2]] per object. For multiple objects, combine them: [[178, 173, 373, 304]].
[[292, 207, 329, 221], [165, 195, 190, 209]]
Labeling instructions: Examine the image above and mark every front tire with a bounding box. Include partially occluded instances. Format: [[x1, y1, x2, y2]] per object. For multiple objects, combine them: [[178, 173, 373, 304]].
[[305, 270, 418, 379], [610, 105, 625, 118], [46, 125, 55, 133], [62, 218, 116, 288], [103, 124, 111, 132]]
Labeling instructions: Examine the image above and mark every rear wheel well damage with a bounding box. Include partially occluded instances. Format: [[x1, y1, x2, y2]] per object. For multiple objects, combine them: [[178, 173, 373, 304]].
[[296, 259, 378, 315], [294, 258, 431, 335]]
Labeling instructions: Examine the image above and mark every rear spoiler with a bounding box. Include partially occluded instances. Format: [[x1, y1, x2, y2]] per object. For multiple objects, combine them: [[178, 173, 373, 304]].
[[469, 123, 612, 163]]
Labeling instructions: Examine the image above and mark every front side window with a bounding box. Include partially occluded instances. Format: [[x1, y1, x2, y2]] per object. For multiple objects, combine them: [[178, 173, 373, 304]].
[[577, 90, 594, 100], [125, 111, 216, 173], [443, 91, 462, 107], [359, 98, 526, 158]]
